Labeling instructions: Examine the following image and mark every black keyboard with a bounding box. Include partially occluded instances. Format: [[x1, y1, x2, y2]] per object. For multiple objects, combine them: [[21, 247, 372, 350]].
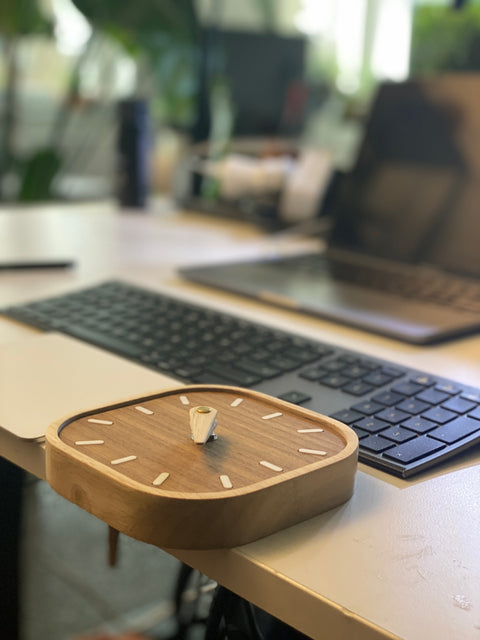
[[3, 280, 480, 478]]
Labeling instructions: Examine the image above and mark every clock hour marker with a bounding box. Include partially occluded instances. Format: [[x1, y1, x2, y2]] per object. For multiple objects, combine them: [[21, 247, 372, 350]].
[[299, 448, 327, 456], [220, 474, 233, 489], [135, 406, 153, 415], [153, 472, 170, 486], [180, 395, 190, 405], [297, 428, 324, 433], [111, 455, 137, 465], [230, 398, 243, 407], [260, 460, 283, 472], [88, 418, 113, 425], [262, 412, 282, 420], [75, 440, 105, 446]]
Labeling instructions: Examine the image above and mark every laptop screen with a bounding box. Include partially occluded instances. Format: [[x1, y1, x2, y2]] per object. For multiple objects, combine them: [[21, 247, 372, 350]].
[[330, 75, 480, 279]]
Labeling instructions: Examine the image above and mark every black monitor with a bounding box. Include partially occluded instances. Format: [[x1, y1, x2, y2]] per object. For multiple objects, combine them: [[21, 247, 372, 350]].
[[192, 28, 307, 141], [330, 76, 480, 278]]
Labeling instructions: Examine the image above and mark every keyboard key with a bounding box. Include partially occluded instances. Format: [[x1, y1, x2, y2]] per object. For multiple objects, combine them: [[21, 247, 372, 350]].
[[375, 408, 411, 424], [401, 416, 437, 434], [351, 426, 369, 439], [363, 372, 394, 387], [330, 409, 364, 425], [199, 364, 261, 386], [321, 374, 350, 388], [354, 417, 389, 434], [277, 390, 312, 405], [361, 435, 394, 453], [266, 340, 290, 352], [188, 355, 209, 367], [193, 371, 225, 384], [342, 381, 374, 396], [380, 426, 416, 443], [217, 352, 237, 363], [269, 355, 304, 371], [343, 365, 370, 379], [358, 359, 380, 371], [441, 397, 476, 414], [462, 391, 480, 403], [416, 389, 450, 405], [282, 347, 318, 364], [380, 366, 404, 378], [250, 349, 272, 362], [299, 366, 327, 381], [290, 337, 316, 349], [68, 325, 145, 359], [237, 360, 280, 379], [429, 416, 480, 444], [391, 382, 423, 396], [173, 365, 204, 379], [233, 343, 253, 355], [396, 398, 431, 415], [351, 400, 384, 415], [410, 374, 436, 387], [323, 360, 347, 372], [337, 354, 359, 364], [435, 382, 461, 395], [422, 407, 457, 425], [371, 391, 404, 406], [470, 406, 480, 420], [383, 436, 445, 464], [312, 345, 334, 358]]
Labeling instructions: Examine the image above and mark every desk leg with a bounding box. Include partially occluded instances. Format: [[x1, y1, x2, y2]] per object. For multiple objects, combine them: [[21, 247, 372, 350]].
[[205, 585, 310, 639], [0, 458, 24, 640]]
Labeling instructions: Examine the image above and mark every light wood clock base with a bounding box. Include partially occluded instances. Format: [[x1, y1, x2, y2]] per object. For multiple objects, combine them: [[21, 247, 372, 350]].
[[46, 385, 358, 549]]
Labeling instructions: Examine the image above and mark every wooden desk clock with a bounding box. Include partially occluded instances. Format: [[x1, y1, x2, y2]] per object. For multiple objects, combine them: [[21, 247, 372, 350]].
[[46, 385, 358, 549]]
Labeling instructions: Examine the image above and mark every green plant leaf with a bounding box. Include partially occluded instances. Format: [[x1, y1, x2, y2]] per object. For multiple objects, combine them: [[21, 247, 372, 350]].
[[411, 5, 480, 73], [71, 0, 199, 43], [0, 0, 52, 38]]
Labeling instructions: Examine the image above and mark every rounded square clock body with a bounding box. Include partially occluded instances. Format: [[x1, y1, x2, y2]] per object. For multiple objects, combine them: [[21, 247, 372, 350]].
[[46, 385, 358, 549]]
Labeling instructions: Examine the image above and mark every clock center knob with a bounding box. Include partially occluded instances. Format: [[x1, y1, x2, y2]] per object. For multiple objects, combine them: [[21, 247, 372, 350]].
[[190, 405, 218, 444]]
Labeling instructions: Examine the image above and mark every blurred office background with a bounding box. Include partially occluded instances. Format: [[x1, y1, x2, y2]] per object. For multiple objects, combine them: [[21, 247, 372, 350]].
[[2, 0, 479, 217], [3, 1, 480, 639]]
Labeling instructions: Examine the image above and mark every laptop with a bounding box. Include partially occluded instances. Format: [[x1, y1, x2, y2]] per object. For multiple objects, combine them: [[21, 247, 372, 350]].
[[180, 75, 480, 345]]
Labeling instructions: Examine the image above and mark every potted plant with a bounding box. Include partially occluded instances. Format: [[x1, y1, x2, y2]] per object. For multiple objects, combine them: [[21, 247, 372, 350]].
[[0, 0, 53, 200]]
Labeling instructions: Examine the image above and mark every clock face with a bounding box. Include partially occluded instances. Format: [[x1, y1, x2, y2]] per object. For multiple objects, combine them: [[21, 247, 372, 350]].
[[57, 386, 348, 495], [48, 384, 358, 549]]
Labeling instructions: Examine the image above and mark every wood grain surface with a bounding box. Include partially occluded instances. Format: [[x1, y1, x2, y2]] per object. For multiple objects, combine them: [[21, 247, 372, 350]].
[[46, 385, 358, 548]]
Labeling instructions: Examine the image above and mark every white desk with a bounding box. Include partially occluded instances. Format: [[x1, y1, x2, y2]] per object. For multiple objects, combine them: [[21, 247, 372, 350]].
[[1, 200, 479, 640]]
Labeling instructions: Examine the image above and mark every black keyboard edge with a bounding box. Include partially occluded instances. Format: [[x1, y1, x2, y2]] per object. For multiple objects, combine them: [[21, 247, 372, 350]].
[[3, 279, 480, 480]]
